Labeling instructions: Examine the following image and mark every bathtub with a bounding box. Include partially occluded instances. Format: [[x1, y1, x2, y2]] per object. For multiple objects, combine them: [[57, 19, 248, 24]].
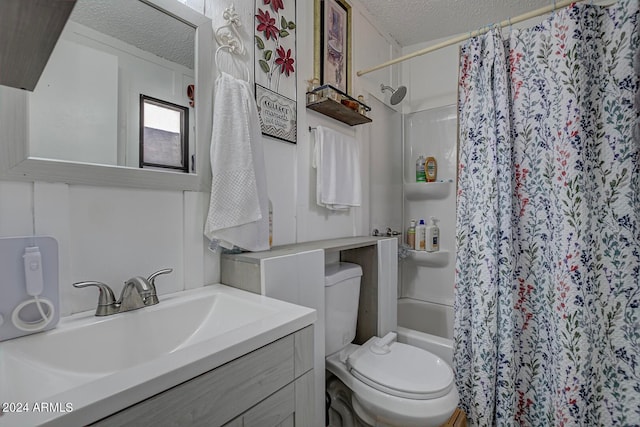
[[396, 297, 454, 366]]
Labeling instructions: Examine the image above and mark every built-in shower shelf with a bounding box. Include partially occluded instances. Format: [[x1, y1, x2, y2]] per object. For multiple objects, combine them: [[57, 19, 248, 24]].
[[406, 249, 449, 267], [404, 181, 452, 200]]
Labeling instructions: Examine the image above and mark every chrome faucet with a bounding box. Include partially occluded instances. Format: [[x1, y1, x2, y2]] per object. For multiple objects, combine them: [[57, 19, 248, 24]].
[[73, 268, 173, 316]]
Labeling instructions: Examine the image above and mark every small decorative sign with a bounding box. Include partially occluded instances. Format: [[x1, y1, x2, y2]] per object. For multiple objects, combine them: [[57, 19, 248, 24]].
[[256, 84, 297, 144]]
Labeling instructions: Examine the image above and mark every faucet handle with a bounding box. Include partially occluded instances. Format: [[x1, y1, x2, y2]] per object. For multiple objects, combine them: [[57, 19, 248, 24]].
[[72, 281, 116, 316], [145, 268, 173, 305], [147, 268, 173, 285]]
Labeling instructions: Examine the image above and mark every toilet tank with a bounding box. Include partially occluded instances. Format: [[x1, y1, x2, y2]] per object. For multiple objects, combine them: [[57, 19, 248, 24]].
[[324, 262, 363, 356]]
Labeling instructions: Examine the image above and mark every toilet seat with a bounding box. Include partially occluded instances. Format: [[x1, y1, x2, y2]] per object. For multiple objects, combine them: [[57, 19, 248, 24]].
[[347, 335, 454, 400], [326, 342, 459, 427]]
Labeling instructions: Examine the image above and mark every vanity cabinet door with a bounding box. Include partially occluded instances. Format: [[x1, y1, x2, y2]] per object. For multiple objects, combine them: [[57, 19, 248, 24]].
[[242, 383, 294, 427]]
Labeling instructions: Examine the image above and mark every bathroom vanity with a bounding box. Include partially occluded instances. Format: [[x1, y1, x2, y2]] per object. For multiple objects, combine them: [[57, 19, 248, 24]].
[[92, 326, 314, 426], [0, 285, 315, 427]]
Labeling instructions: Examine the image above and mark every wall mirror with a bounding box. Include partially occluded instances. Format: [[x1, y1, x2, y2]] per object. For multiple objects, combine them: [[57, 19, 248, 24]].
[[0, 0, 213, 191]]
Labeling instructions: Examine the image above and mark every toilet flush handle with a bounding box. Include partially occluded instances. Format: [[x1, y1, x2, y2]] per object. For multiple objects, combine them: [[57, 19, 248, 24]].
[[370, 332, 397, 355]]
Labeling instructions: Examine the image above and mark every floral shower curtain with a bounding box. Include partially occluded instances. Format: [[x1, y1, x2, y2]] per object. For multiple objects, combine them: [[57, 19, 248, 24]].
[[454, 1, 639, 426]]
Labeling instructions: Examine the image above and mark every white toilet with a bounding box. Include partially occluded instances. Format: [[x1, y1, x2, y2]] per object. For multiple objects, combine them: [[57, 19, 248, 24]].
[[324, 262, 459, 427]]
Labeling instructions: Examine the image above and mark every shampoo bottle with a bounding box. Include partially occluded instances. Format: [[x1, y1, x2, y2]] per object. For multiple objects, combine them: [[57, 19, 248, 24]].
[[426, 216, 439, 252], [425, 157, 437, 182], [407, 220, 416, 249], [416, 219, 426, 251], [416, 156, 426, 182]]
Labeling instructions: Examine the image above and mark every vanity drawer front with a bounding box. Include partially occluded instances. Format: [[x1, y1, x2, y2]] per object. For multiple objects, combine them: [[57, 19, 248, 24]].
[[222, 371, 313, 427], [93, 334, 295, 427]]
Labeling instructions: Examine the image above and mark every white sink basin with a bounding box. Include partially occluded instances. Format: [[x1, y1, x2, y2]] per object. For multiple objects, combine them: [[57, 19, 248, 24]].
[[3, 292, 276, 376], [0, 284, 315, 427]]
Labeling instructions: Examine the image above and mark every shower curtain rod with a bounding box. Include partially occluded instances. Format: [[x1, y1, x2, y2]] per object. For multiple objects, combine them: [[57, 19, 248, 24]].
[[356, 0, 589, 77]]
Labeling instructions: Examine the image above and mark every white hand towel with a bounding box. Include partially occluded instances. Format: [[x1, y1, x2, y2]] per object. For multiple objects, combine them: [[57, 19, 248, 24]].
[[312, 125, 361, 210], [205, 72, 269, 251]]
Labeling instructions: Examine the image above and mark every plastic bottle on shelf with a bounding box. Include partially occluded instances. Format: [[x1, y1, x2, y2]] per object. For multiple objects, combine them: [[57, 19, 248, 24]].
[[416, 156, 426, 182], [426, 216, 439, 252], [416, 219, 426, 251], [425, 157, 437, 182], [306, 78, 320, 103], [357, 95, 367, 116], [407, 220, 416, 249]]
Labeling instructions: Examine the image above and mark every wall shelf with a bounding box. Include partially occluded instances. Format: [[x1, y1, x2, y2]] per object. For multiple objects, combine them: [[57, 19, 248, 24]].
[[306, 84, 372, 126], [405, 181, 452, 200], [405, 249, 450, 267]]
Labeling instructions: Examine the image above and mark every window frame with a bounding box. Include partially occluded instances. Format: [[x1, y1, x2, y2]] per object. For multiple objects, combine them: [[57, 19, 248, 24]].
[[139, 94, 189, 173]]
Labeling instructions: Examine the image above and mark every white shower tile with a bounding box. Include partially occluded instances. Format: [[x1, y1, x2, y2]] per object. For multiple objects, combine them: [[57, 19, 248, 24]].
[[402, 105, 457, 307]]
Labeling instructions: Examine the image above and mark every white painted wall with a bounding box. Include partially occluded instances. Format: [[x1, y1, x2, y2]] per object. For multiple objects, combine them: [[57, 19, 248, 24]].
[[0, 0, 403, 317], [0, 181, 217, 317], [199, 0, 403, 243], [400, 15, 546, 112], [402, 38, 459, 113], [367, 95, 402, 237]]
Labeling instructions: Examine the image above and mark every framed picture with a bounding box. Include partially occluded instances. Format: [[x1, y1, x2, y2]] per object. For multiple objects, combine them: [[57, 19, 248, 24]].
[[255, 84, 297, 144], [314, 0, 351, 94], [254, 0, 297, 142]]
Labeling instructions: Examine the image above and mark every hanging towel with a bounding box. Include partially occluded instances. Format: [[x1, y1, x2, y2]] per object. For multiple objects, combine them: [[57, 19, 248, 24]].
[[312, 125, 362, 210], [205, 72, 269, 251]]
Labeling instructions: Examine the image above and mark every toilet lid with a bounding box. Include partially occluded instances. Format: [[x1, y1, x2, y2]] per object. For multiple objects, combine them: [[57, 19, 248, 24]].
[[347, 339, 454, 400]]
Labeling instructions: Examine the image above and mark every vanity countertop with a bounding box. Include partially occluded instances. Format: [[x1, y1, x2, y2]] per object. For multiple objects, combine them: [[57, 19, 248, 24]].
[[0, 284, 316, 427], [221, 236, 395, 263]]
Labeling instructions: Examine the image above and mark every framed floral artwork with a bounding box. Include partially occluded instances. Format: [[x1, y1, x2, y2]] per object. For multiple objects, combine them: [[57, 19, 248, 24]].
[[254, 0, 296, 141], [314, 0, 351, 94]]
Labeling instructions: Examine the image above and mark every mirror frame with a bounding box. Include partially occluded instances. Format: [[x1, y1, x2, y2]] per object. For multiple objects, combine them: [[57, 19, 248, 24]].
[[0, 0, 213, 192]]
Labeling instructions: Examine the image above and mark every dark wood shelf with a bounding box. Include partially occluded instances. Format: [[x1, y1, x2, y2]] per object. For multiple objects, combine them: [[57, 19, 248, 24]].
[[305, 84, 372, 126], [306, 97, 372, 126]]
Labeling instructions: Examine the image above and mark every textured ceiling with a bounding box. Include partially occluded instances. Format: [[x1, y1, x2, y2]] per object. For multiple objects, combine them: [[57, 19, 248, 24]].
[[359, 0, 556, 46], [70, 0, 195, 69]]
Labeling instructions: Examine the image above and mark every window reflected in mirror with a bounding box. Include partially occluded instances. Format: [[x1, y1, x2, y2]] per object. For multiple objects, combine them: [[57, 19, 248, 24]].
[[140, 95, 189, 173]]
